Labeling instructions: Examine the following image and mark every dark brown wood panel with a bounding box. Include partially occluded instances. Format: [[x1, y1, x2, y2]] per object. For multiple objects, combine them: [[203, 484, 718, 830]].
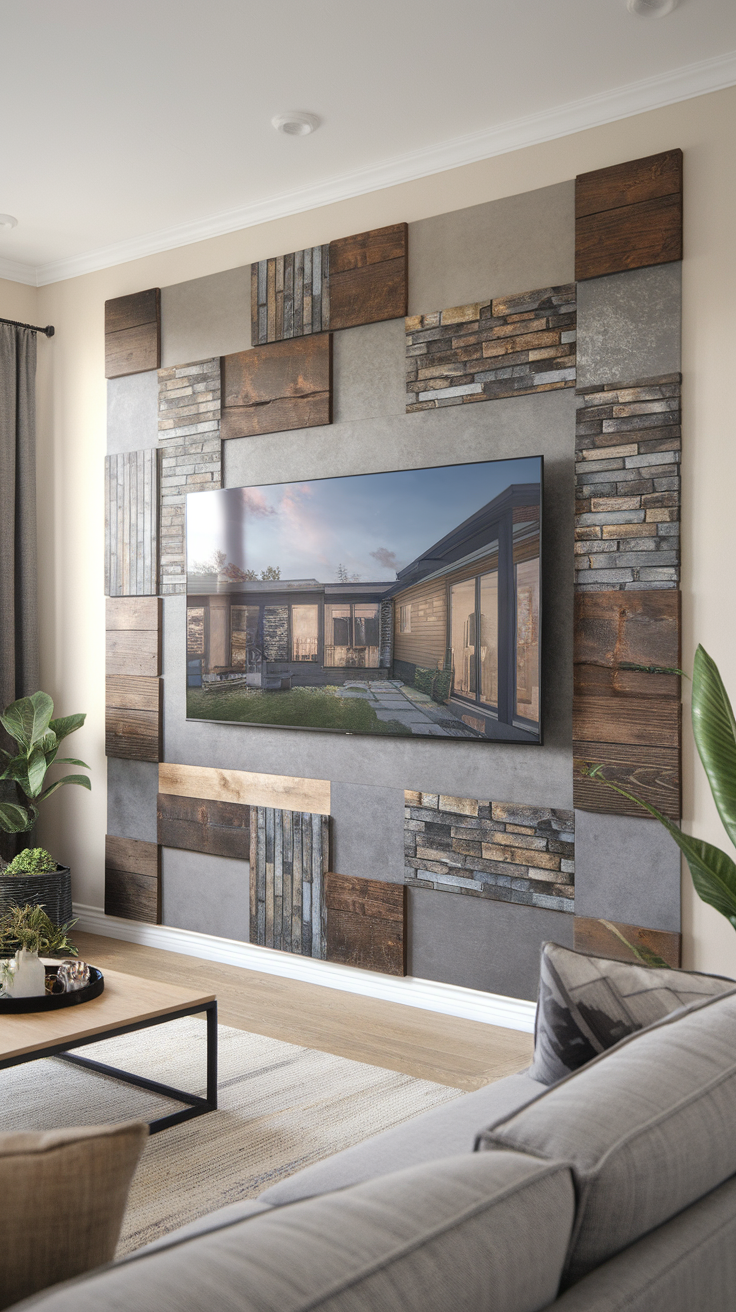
[[574, 915, 681, 968], [573, 695, 680, 748], [575, 589, 680, 673], [575, 150, 683, 219], [329, 256, 408, 332], [105, 708, 161, 762], [106, 596, 161, 631], [574, 663, 679, 700], [105, 289, 161, 379], [106, 630, 160, 678], [106, 834, 159, 878], [221, 334, 332, 439], [329, 223, 407, 274], [576, 192, 682, 281], [157, 793, 250, 859], [106, 675, 161, 711], [573, 740, 681, 821], [326, 872, 406, 976], [104, 868, 160, 923]]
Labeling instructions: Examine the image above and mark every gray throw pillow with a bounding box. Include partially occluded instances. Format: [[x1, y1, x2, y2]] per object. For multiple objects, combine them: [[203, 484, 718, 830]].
[[528, 940, 734, 1086]]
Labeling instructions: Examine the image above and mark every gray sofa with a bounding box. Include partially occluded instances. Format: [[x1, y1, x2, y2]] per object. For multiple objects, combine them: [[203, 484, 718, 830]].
[[14, 984, 736, 1312]]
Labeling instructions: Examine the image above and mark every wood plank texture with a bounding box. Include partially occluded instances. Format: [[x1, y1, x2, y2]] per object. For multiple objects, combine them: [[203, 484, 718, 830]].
[[105, 289, 161, 379], [106, 630, 160, 678], [574, 590, 680, 675], [328, 224, 408, 331], [326, 872, 406, 976], [221, 335, 332, 439], [105, 707, 161, 762], [574, 916, 681, 968], [157, 793, 250, 859], [251, 245, 329, 344], [104, 450, 159, 596], [159, 763, 330, 815], [104, 835, 161, 924], [106, 675, 161, 711], [250, 809, 330, 959], [576, 193, 682, 281], [575, 150, 683, 219], [573, 740, 681, 821], [106, 596, 161, 631], [572, 695, 680, 748]]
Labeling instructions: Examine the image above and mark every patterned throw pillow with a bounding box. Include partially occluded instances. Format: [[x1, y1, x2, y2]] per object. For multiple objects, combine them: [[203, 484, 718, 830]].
[[529, 940, 734, 1086]]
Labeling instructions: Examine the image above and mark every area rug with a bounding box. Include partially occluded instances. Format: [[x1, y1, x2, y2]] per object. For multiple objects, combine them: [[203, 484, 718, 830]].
[[0, 1017, 461, 1254]]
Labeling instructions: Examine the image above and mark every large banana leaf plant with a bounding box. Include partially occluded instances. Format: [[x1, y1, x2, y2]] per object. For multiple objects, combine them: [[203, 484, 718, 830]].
[[0, 692, 90, 836], [581, 645, 736, 932]]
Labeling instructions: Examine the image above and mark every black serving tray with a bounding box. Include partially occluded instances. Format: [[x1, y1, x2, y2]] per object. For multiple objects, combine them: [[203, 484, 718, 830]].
[[0, 966, 104, 1014]]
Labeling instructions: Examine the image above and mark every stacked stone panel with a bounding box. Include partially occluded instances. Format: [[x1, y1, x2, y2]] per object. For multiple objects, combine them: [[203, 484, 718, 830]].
[[404, 792, 574, 913], [405, 284, 576, 412], [157, 359, 222, 596], [575, 374, 680, 591]]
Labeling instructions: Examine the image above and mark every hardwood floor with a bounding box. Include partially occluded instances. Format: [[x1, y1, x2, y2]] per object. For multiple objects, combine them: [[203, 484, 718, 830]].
[[73, 933, 533, 1091]]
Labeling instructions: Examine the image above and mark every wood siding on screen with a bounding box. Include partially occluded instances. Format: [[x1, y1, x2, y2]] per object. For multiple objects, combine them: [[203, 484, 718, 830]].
[[393, 577, 447, 669]]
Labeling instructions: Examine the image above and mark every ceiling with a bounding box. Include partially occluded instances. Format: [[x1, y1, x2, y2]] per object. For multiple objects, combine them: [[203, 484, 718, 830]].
[[1, 0, 734, 285]]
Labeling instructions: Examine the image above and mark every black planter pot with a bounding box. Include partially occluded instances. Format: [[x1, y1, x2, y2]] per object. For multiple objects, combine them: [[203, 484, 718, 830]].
[[0, 866, 73, 925]]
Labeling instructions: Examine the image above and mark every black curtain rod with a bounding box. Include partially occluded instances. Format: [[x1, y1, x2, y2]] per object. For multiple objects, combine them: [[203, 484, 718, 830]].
[[0, 315, 54, 337]]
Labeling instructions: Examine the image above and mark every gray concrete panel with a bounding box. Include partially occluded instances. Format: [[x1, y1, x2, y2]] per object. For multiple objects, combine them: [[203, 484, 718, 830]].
[[333, 319, 406, 422], [574, 809, 681, 931], [161, 266, 250, 367], [408, 182, 575, 317], [330, 782, 406, 883], [106, 758, 159, 843], [407, 886, 574, 1000], [161, 847, 250, 941], [106, 371, 159, 455], [576, 263, 682, 389]]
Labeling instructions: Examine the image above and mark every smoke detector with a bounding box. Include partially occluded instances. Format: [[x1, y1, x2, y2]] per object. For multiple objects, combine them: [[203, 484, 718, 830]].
[[272, 112, 321, 137], [0, 214, 18, 229], [627, 0, 678, 15]]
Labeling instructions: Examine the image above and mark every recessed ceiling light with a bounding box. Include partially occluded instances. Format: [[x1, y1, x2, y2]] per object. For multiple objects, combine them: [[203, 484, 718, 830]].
[[272, 112, 320, 137], [0, 214, 18, 229], [627, 0, 678, 15]]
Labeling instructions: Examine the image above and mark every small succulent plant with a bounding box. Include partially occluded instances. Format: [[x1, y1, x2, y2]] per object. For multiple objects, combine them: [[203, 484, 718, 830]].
[[4, 847, 57, 876]]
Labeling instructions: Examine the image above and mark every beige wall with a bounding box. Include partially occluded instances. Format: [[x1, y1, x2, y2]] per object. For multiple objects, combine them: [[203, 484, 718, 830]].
[[2, 84, 735, 977]]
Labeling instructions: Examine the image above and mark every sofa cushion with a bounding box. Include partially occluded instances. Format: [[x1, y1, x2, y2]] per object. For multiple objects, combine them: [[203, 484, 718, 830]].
[[16, 1153, 575, 1312], [478, 986, 736, 1287], [0, 1122, 147, 1311], [529, 940, 734, 1085], [259, 1070, 544, 1206]]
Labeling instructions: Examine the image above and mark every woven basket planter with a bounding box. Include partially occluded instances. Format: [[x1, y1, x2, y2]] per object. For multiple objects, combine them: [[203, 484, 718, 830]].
[[0, 867, 72, 925]]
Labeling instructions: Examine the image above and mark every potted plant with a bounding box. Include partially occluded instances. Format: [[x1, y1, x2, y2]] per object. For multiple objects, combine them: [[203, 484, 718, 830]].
[[0, 691, 90, 923], [0, 903, 78, 999]]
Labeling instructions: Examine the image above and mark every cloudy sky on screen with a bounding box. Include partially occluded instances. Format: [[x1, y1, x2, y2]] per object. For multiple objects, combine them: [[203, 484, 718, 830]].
[[186, 457, 541, 582]]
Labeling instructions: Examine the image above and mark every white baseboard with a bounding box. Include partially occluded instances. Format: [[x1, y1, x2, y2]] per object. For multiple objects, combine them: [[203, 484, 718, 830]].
[[73, 904, 536, 1034]]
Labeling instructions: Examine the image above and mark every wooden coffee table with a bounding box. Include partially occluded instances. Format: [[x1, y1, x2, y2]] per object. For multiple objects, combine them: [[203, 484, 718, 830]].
[[0, 968, 217, 1134]]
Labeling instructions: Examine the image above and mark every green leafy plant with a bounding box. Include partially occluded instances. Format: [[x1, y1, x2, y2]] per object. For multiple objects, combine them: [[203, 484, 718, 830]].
[[579, 645, 736, 933], [0, 692, 90, 835], [0, 904, 78, 957], [4, 847, 57, 875]]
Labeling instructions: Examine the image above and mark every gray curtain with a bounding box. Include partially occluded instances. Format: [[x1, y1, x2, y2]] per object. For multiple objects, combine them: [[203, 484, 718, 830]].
[[0, 323, 39, 710]]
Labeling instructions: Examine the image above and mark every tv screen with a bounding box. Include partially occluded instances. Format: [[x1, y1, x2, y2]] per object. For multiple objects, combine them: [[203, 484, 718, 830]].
[[186, 456, 542, 742]]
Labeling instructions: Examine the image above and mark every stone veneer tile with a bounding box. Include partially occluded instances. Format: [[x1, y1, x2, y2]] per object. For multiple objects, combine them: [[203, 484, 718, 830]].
[[574, 374, 680, 592], [405, 284, 576, 412], [403, 791, 575, 913], [158, 359, 222, 595]]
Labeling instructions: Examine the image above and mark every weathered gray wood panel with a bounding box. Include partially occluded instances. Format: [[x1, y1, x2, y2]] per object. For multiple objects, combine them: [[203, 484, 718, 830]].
[[252, 246, 330, 344], [105, 448, 159, 596], [249, 808, 329, 958]]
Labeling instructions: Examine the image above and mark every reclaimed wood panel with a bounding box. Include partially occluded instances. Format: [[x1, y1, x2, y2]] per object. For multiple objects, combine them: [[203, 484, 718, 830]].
[[157, 793, 250, 859], [573, 740, 681, 821], [250, 809, 329, 958], [105, 288, 161, 378], [106, 596, 161, 631], [573, 695, 680, 748], [104, 449, 159, 596], [104, 834, 161, 924], [326, 872, 406, 976], [574, 663, 679, 700], [105, 707, 161, 762], [574, 916, 681, 968], [106, 675, 161, 711], [251, 245, 329, 344], [106, 630, 160, 678], [574, 590, 680, 674], [221, 334, 332, 439], [329, 224, 408, 331], [575, 150, 683, 219], [576, 193, 682, 281], [159, 763, 330, 815]]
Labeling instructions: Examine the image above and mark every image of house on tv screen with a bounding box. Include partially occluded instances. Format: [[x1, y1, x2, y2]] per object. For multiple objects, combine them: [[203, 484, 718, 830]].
[[185, 457, 542, 742]]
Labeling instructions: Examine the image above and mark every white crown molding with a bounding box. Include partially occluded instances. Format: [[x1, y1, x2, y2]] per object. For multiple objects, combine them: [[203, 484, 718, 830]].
[[4, 47, 735, 289], [73, 903, 536, 1033], [0, 254, 38, 286]]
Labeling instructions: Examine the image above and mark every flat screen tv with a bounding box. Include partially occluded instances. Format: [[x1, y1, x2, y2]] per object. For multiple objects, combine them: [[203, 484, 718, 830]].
[[186, 456, 542, 742]]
